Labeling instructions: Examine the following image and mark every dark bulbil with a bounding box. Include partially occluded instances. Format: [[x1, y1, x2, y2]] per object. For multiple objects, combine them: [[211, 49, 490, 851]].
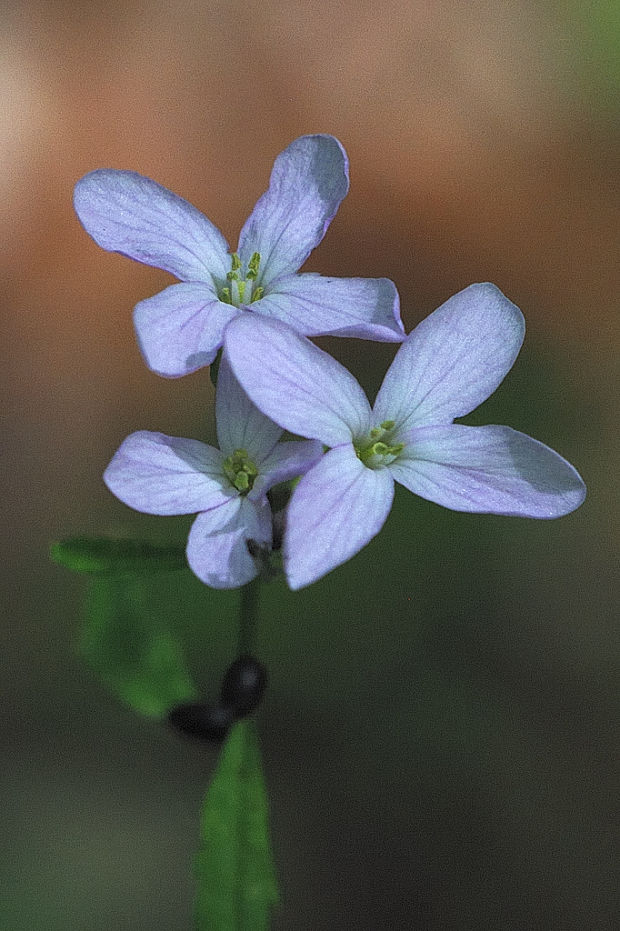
[[168, 655, 268, 743], [220, 655, 268, 717], [167, 702, 234, 742]]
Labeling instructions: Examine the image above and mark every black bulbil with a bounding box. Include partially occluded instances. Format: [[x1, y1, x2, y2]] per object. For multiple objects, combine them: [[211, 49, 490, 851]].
[[167, 702, 234, 742], [220, 655, 268, 717]]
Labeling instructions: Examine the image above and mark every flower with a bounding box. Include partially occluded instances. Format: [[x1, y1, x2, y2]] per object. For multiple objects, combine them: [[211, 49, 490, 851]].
[[74, 135, 404, 377], [225, 283, 587, 590], [103, 355, 321, 588]]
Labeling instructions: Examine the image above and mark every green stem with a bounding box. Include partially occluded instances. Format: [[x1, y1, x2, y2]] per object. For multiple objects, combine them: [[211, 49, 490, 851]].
[[238, 576, 260, 656]]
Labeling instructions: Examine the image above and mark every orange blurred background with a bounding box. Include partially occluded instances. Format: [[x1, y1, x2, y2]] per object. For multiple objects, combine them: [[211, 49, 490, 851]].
[[3, 2, 618, 929]]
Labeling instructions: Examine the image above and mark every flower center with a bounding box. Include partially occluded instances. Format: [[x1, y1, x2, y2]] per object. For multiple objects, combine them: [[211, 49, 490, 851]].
[[219, 252, 265, 307], [355, 421, 404, 469], [222, 448, 259, 494]]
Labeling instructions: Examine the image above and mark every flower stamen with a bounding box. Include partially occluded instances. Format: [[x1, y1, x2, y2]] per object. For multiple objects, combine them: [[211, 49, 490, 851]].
[[355, 422, 403, 468], [220, 252, 263, 306], [222, 448, 259, 494]]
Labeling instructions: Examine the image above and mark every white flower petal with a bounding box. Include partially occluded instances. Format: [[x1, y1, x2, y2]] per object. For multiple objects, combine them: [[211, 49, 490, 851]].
[[250, 440, 323, 499], [391, 424, 586, 517], [284, 445, 394, 589], [215, 353, 282, 461], [257, 273, 404, 342], [103, 431, 232, 515], [373, 283, 525, 431], [237, 135, 349, 285], [186, 495, 272, 589], [134, 283, 238, 377], [225, 315, 372, 446], [74, 169, 230, 282]]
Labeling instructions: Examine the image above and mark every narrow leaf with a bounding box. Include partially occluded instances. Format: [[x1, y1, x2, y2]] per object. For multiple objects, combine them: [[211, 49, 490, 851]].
[[50, 536, 187, 575], [196, 721, 279, 930], [80, 575, 197, 717]]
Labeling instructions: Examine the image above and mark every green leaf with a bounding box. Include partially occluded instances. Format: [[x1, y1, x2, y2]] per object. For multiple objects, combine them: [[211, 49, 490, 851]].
[[196, 721, 279, 930], [80, 575, 197, 717], [50, 536, 187, 575]]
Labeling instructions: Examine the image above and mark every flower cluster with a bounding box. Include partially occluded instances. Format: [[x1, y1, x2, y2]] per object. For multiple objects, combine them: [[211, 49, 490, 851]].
[[76, 135, 586, 590]]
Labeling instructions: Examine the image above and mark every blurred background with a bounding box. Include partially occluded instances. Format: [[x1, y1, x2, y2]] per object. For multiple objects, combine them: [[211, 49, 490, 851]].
[[3, 1, 618, 928]]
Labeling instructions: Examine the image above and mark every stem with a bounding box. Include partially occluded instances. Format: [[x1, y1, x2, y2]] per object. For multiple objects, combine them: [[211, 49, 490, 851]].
[[238, 576, 260, 655]]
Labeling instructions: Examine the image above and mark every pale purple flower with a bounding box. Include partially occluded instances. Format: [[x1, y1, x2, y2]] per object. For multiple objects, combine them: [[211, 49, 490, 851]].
[[103, 356, 321, 588], [225, 283, 587, 590], [74, 135, 404, 377]]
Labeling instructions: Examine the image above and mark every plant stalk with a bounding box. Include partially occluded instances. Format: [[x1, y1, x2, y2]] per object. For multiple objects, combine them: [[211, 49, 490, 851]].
[[238, 576, 260, 656]]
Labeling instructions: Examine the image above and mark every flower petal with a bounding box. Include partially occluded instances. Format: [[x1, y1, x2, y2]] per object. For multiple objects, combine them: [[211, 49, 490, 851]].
[[250, 439, 323, 499], [256, 273, 405, 342], [225, 315, 372, 446], [74, 169, 230, 282], [134, 283, 239, 377], [215, 353, 282, 461], [238, 135, 349, 286], [103, 431, 233, 515], [391, 424, 586, 517], [283, 444, 394, 590], [186, 495, 272, 589], [373, 283, 525, 431]]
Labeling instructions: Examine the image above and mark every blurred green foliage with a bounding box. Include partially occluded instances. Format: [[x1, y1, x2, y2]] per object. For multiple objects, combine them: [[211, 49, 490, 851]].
[[196, 721, 278, 930], [50, 537, 187, 575], [80, 573, 198, 718]]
